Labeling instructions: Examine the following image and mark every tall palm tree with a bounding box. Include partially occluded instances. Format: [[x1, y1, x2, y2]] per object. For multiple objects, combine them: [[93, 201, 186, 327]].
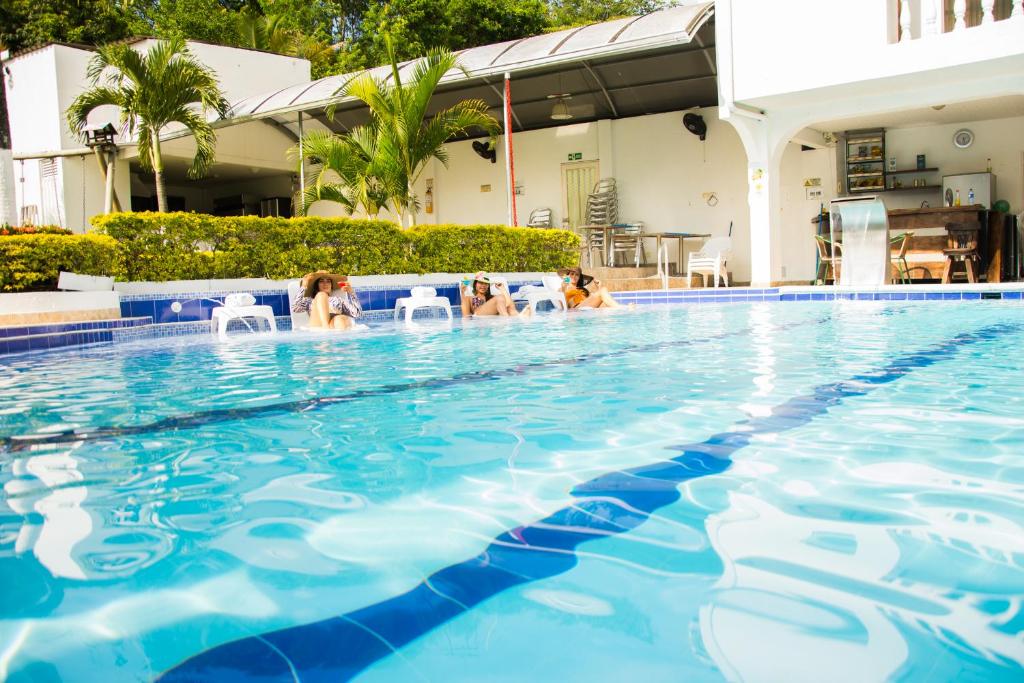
[[330, 37, 500, 226], [292, 128, 396, 218], [67, 37, 229, 212], [236, 9, 294, 54]]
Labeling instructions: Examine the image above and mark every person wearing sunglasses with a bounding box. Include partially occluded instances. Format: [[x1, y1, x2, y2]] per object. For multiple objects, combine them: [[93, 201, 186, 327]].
[[460, 271, 530, 317], [293, 271, 363, 330], [557, 267, 622, 309]]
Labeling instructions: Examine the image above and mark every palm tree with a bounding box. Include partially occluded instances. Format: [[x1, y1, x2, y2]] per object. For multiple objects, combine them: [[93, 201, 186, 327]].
[[329, 37, 500, 226], [67, 37, 229, 213], [292, 128, 395, 218]]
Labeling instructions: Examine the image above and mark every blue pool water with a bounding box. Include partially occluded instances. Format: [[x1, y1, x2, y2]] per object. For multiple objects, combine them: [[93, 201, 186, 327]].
[[1, 302, 1023, 682]]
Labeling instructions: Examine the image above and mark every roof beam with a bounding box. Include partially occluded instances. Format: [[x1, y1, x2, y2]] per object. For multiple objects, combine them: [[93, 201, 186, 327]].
[[262, 118, 299, 143], [581, 60, 619, 117], [480, 75, 524, 132]]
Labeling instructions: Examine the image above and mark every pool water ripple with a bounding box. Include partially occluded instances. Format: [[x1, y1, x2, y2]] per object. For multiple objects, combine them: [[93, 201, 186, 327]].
[[1, 303, 1023, 682]]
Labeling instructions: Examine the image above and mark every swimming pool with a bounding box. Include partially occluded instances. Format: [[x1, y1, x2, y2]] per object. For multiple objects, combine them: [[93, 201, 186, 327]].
[[2, 302, 1023, 681]]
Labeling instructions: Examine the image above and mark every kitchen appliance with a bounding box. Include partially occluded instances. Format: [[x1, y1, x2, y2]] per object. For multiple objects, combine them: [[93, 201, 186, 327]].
[[942, 172, 995, 208]]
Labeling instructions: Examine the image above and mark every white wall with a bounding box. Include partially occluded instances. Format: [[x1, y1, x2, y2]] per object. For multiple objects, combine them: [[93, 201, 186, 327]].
[[130, 39, 310, 105], [778, 146, 837, 282], [722, 0, 1024, 105], [882, 115, 1024, 211]]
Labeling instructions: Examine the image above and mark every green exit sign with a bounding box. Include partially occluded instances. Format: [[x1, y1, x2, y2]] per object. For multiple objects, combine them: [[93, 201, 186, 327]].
[[567, 152, 582, 161]]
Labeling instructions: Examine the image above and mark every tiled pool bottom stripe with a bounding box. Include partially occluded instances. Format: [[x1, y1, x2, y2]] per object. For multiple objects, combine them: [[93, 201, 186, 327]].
[[1, 313, 831, 452], [160, 321, 1021, 682]]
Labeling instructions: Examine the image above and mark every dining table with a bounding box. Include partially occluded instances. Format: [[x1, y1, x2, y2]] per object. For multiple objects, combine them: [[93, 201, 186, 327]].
[[645, 231, 711, 276]]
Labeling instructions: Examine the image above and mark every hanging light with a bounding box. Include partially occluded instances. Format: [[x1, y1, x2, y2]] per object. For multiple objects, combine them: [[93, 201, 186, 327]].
[[549, 95, 573, 121]]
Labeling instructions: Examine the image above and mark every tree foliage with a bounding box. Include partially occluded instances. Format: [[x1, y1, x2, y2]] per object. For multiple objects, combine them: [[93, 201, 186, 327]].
[[2, 1, 668, 74], [295, 40, 500, 226], [66, 37, 229, 212]]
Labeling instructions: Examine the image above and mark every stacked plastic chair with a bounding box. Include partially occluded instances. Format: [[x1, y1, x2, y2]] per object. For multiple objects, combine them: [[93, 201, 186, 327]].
[[583, 178, 618, 266]]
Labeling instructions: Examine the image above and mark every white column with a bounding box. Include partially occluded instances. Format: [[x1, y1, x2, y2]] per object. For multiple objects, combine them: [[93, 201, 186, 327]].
[[953, 0, 967, 31], [922, 0, 940, 35], [721, 111, 786, 288], [899, 0, 913, 42], [1013, 0, 1023, 19], [981, 0, 995, 23], [0, 147, 15, 225]]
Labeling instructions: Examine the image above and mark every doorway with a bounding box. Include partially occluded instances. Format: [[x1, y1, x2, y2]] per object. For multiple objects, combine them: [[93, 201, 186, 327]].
[[561, 160, 599, 230]]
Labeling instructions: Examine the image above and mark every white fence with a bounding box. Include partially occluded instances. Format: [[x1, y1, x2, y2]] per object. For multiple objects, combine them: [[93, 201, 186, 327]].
[[895, 0, 1022, 41]]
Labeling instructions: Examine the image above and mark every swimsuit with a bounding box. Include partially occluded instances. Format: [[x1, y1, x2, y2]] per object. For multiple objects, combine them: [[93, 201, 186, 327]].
[[470, 295, 487, 311], [565, 287, 589, 308], [293, 293, 362, 318]]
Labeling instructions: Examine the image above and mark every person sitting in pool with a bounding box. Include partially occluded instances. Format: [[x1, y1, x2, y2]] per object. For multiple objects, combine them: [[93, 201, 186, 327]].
[[292, 271, 363, 330], [558, 267, 623, 309], [460, 271, 527, 317]]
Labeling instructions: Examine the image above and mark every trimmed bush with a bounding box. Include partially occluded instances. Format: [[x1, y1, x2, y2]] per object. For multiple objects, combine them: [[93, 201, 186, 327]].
[[408, 224, 579, 274], [90, 212, 579, 282], [0, 234, 122, 292]]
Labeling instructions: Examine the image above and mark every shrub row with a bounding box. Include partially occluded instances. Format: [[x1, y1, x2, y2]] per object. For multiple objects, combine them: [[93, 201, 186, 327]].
[[0, 234, 122, 292], [0, 213, 580, 291]]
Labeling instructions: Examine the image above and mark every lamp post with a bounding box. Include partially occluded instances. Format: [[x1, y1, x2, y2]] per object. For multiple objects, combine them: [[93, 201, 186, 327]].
[[83, 123, 120, 214]]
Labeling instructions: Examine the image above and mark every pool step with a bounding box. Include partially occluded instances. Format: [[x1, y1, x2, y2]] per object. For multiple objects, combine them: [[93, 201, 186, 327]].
[[0, 317, 152, 354]]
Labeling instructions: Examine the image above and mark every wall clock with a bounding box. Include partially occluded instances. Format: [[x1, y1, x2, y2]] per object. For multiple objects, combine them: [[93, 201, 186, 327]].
[[953, 128, 974, 149]]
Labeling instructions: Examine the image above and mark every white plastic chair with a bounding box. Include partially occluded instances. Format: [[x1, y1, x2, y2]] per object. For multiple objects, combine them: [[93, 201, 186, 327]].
[[287, 280, 310, 330], [394, 286, 453, 322], [686, 236, 733, 288], [513, 275, 567, 312], [210, 292, 277, 339]]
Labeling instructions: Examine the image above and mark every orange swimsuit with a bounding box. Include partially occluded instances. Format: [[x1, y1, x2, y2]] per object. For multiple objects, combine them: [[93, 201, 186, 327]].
[[565, 287, 588, 308]]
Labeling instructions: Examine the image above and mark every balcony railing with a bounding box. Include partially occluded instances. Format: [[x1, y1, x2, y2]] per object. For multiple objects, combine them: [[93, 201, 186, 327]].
[[895, 0, 1022, 41]]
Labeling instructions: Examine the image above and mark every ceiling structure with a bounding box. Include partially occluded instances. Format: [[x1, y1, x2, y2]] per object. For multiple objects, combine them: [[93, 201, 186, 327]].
[[164, 3, 718, 146]]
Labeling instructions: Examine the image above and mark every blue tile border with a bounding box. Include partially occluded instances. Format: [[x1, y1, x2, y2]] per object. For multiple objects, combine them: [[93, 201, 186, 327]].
[[4, 283, 1024, 357]]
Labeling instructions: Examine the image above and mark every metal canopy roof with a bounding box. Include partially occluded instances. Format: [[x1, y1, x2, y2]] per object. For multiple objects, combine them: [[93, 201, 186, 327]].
[[212, 3, 716, 139]]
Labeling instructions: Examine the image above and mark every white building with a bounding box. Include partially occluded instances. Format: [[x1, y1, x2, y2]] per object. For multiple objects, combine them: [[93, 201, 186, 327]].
[[4, 1, 1023, 286]]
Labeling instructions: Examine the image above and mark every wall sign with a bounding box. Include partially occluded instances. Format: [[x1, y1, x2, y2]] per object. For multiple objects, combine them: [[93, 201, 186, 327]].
[[567, 152, 582, 161]]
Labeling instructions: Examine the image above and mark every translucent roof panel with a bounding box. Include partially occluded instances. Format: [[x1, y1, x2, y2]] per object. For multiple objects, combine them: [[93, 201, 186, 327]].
[[214, 2, 714, 124]]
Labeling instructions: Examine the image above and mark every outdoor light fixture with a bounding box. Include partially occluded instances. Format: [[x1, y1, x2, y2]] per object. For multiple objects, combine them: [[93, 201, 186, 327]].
[[83, 122, 117, 148], [548, 94, 573, 121]]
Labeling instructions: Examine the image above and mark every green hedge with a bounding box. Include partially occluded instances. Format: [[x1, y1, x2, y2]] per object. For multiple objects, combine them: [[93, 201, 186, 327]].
[[0, 234, 122, 292], [91, 212, 579, 281], [0, 214, 580, 291], [408, 224, 578, 274]]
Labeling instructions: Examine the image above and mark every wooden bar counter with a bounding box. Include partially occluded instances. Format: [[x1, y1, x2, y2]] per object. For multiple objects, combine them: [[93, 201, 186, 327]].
[[886, 205, 999, 281]]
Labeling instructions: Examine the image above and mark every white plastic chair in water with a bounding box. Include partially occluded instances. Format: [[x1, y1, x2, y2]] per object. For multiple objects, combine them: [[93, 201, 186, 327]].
[[687, 236, 733, 288], [210, 292, 278, 339], [513, 275, 567, 312], [394, 286, 453, 322], [286, 280, 310, 330]]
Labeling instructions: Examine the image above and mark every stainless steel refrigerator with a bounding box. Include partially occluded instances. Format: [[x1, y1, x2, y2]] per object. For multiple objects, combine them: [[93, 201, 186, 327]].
[[942, 172, 995, 208]]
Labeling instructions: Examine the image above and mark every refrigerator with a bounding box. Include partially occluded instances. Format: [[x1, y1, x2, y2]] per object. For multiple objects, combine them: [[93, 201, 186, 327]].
[[942, 172, 995, 208]]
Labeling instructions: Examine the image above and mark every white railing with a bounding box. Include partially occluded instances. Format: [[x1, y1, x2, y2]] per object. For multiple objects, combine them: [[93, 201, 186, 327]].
[[897, 0, 1021, 42]]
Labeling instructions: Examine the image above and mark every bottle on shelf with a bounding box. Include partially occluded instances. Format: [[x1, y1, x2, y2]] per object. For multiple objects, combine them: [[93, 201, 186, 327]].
[[968, 188, 975, 205], [955, 189, 961, 207], [986, 158, 992, 173]]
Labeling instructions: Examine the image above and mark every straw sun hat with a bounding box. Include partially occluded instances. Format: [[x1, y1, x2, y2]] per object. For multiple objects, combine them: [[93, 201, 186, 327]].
[[302, 271, 348, 297]]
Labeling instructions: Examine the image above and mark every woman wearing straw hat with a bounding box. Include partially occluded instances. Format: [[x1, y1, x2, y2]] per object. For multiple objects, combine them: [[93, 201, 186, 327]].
[[460, 271, 525, 317], [557, 267, 622, 309], [292, 271, 363, 330]]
